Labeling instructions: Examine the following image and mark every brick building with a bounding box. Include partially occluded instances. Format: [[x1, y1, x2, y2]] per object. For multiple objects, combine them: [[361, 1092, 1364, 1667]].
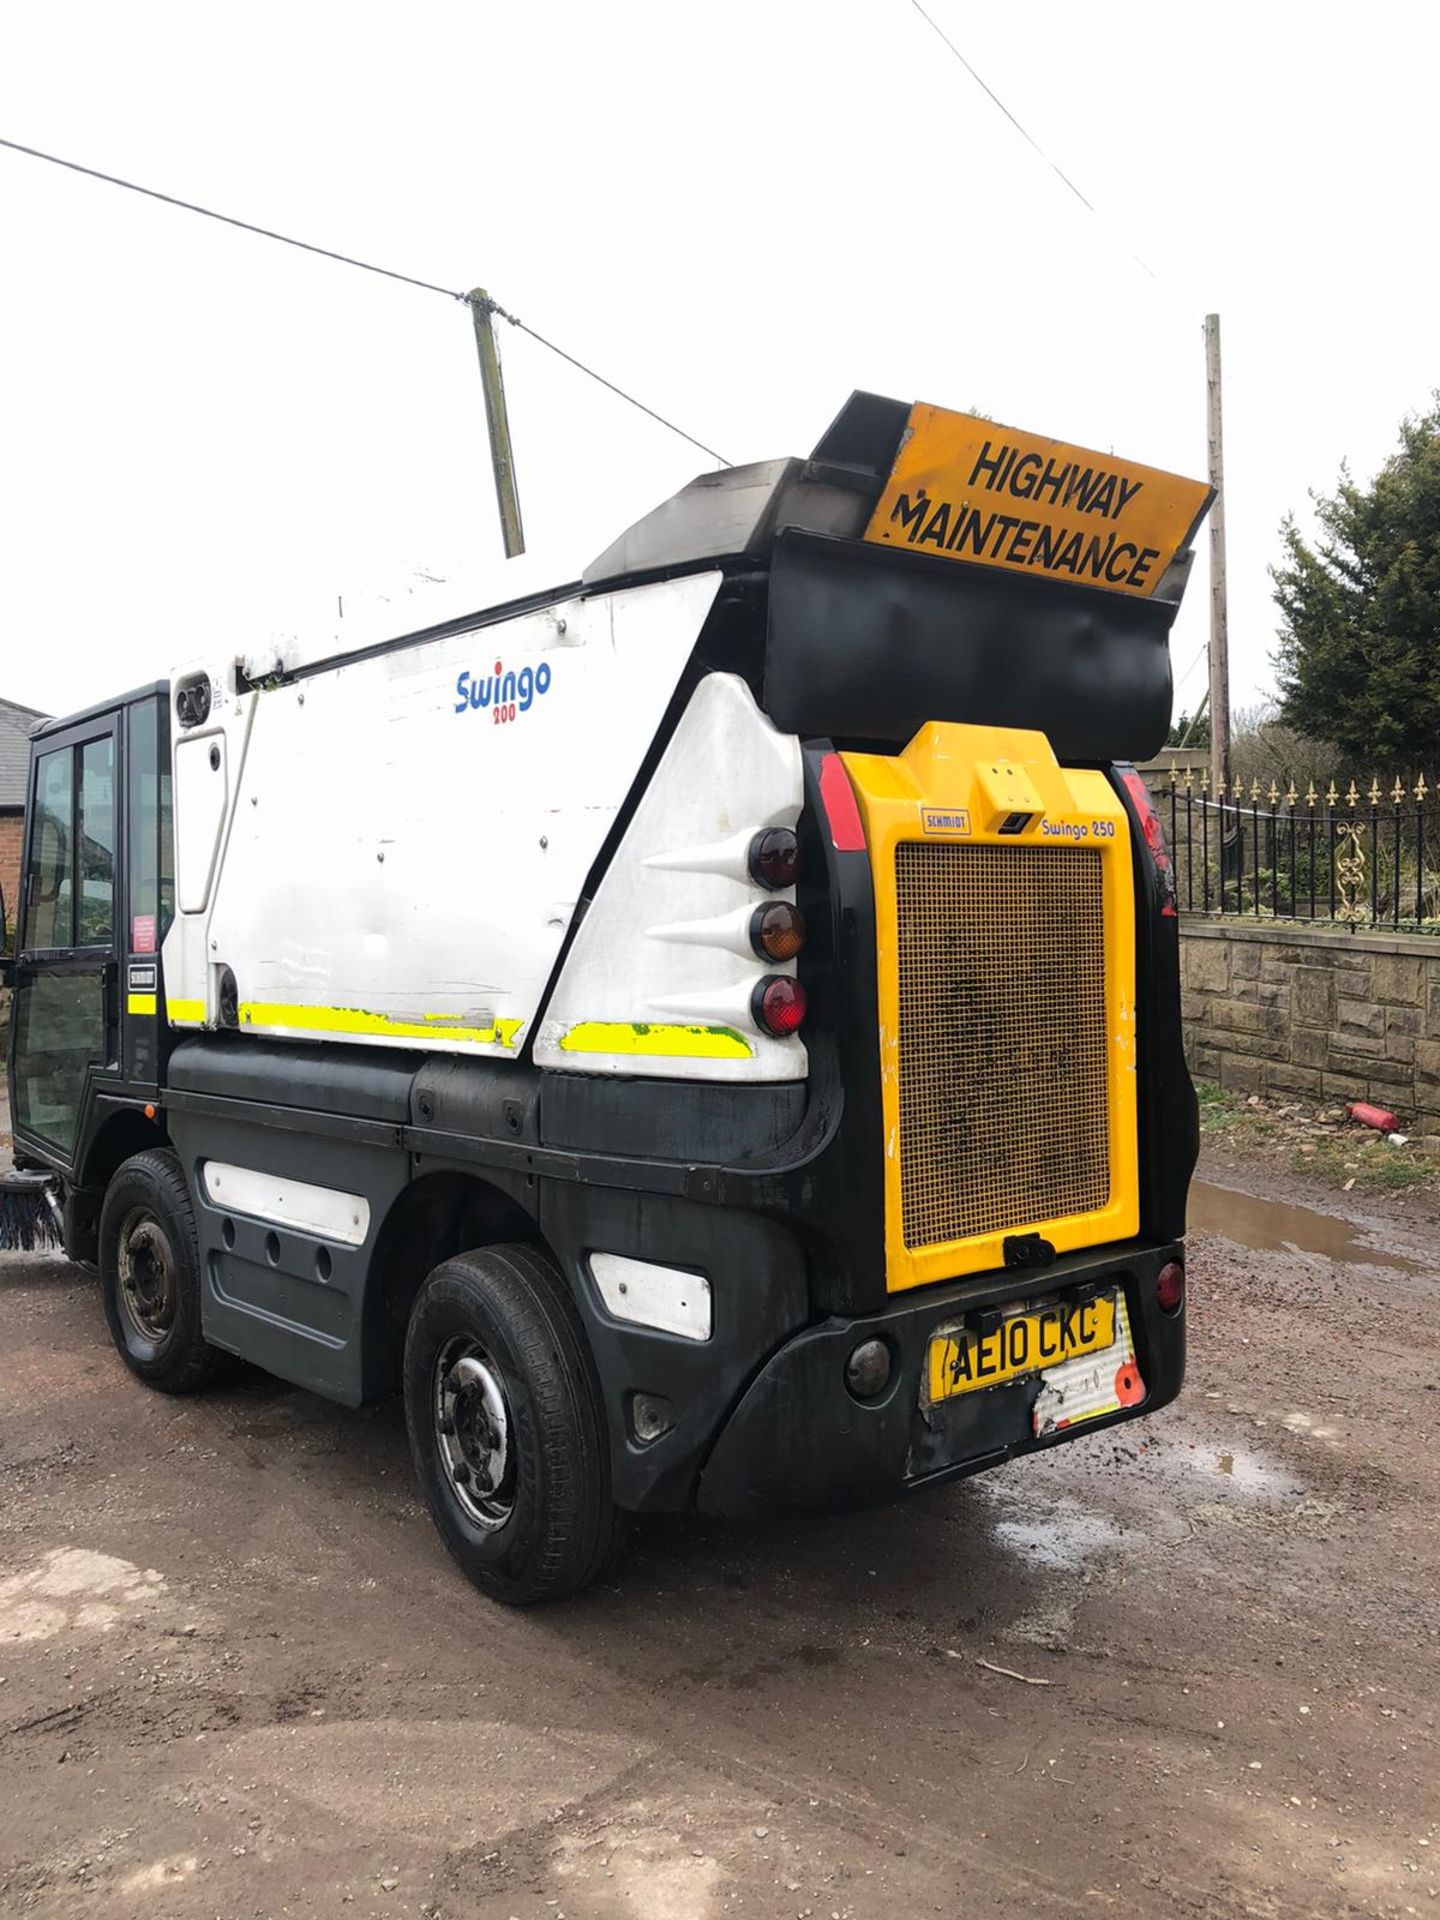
[[1, 695, 50, 945]]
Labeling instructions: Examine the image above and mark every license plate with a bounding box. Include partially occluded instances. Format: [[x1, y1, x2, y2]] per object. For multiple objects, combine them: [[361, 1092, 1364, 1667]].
[[926, 1293, 1117, 1406]]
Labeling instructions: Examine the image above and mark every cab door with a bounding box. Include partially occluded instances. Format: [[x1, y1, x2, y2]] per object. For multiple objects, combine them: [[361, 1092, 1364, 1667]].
[[8, 717, 121, 1170]]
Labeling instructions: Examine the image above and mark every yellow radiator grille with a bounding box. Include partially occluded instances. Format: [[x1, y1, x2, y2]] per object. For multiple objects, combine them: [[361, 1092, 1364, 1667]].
[[894, 841, 1111, 1250]]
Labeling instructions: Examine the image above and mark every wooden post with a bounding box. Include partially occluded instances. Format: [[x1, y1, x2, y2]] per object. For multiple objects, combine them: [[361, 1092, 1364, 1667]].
[[469, 288, 526, 558], [1204, 313, 1229, 794]]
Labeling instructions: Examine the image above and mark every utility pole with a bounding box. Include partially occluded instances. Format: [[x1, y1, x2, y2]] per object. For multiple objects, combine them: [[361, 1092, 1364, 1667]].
[[1204, 313, 1230, 793], [469, 288, 526, 558]]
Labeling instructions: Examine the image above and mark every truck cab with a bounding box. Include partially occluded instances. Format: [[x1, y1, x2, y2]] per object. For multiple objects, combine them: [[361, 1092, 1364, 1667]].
[[5, 392, 1211, 1603]]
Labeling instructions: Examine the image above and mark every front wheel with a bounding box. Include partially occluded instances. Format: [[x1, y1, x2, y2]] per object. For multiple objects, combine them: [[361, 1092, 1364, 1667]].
[[403, 1243, 624, 1605], [99, 1149, 228, 1393]]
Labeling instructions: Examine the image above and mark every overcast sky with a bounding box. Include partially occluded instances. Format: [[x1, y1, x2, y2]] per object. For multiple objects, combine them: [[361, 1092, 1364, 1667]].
[[3, 1, 1436, 725]]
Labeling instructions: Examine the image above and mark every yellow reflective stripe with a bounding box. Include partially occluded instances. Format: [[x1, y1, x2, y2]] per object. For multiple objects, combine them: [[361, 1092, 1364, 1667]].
[[168, 998, 205, 1023], [239, 1001, 523, 1048], [558, 1020, 753, 1060], [126, 992, 157, 1017]]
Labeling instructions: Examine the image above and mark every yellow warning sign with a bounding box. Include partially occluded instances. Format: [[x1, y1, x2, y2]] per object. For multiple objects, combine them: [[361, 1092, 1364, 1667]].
[[864, 404, 1213, 598]]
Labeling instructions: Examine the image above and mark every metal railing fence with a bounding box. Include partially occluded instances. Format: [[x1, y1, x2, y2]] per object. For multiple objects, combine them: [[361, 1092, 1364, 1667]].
[[1160, 771, 1439, 931]]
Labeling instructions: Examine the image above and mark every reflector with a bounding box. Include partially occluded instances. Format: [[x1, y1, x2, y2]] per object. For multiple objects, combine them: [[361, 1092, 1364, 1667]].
[[1156, 1260, 1185, 1314], [750, 901, 806, 961]]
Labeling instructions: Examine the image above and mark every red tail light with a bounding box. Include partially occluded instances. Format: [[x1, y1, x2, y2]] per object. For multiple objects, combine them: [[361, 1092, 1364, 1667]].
[[1156, 1260, 1185, 1314], [748, 827, 800, 890], [1120, 770, 1177, 915], [752, 975, 807, 1037]]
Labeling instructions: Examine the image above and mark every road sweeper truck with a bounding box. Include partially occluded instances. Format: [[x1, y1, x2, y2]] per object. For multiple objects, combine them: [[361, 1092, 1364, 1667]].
[[2, 393, 1213, 1603]]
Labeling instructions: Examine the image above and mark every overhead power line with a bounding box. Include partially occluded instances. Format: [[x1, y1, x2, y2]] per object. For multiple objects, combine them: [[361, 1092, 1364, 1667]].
[[1174, 640, 1210, 700], [0, 136, 465, 298], [904, 1, 1188, 309], [0, 133, 729, 465], [477, 295, 729, 465], [906, 0, 1097, 215]]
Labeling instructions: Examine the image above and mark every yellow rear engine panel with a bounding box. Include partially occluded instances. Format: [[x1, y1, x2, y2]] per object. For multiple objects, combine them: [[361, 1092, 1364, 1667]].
[[841, 723, 1139, 1292]]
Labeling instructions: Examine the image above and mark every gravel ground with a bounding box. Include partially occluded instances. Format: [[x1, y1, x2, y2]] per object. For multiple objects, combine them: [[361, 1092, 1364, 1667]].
[[1, 1115, 1437, 1919]]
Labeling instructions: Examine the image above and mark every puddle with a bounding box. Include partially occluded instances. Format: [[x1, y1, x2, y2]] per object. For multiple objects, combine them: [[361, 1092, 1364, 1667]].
[[1189, 1180, 1419, 1272], [989, 1506, 1121, 1574], [1182, 1441, 1296, 1498], [972, 1483, 1124, 1573]]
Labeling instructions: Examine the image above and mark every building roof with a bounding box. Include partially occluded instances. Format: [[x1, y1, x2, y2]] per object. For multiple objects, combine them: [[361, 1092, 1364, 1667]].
[[0, 696, 50, 809]]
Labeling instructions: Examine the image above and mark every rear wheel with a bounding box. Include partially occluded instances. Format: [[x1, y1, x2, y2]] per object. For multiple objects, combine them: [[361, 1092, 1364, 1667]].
[[99, 1149, 228, 1393], [403, 1242, 624, 1605]]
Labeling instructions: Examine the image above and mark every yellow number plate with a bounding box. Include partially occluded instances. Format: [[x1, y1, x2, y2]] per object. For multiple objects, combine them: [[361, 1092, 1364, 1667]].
[[926, 1295, 1117, 1406]]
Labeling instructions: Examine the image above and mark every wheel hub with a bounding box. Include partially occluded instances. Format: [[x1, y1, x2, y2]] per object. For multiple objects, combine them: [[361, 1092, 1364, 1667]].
[[435, 1338, 515, 1530], [117, 1211, 177, 1343]]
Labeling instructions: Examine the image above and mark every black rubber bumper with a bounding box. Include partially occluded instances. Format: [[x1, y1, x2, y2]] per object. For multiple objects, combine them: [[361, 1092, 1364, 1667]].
[[696, 1241, 1185, 1519]]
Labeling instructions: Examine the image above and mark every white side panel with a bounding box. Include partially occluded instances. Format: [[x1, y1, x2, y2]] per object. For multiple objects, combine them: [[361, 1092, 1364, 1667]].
[[162, 670, 258, 1024], [200, 1162, 371, 1246], [174, 731, 229, 914], [535, 671, 806, 1082], [589, 1253, 712, 1342], [197, 572, 723, 1055]]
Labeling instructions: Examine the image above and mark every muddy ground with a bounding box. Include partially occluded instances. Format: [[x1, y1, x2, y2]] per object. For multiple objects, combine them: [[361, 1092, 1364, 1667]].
[[2, 1127, 1437, 1919]]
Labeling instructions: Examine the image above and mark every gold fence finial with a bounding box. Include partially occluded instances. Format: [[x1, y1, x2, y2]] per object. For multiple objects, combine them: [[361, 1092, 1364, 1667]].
[[1346, 779, 1360, 810], [1285, 781, 1298, 808], [1326, 780, 1339, 808], [1367, 776, 1382, 806], [1200, 768, 1210, 796], [1392, 775, 1406, 806], [1417, 772, 1430, 802], [1305, 780, 1318, 808], [1268, 779, 1280, 806], [1250, 776, 1262, 803], [1183, 766, 1194, 793]]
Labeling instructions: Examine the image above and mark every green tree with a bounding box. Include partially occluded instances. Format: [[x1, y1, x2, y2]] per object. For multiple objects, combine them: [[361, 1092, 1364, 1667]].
[[1166, 710, 1210, 747], [1272, 398, 1440, 765]]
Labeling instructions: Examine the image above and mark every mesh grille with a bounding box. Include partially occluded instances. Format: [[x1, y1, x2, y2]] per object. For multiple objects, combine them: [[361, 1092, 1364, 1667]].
[[894, 841, 1110, 1250]]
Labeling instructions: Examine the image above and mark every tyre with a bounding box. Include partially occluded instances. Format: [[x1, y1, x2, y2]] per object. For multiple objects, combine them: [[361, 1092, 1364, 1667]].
[[99, 1149, 228, 1394], [403, 1242, 624, 1605]]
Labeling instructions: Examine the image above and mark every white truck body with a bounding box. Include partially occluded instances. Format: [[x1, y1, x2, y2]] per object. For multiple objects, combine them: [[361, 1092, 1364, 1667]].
[[162, 569, 806, 1082]]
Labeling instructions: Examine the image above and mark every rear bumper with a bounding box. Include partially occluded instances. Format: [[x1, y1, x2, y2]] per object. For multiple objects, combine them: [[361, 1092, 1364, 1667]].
[[696, 1241, 1184, 1519]]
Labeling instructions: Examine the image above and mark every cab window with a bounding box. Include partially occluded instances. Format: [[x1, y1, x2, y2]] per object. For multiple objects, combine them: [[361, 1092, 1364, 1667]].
[[77, 736, 115, 946], [25, 748, 74, 949], [127, 698, 173, 954]]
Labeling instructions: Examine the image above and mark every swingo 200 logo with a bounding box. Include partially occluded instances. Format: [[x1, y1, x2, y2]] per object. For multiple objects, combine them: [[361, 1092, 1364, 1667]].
[[454, 658, 553, 726]]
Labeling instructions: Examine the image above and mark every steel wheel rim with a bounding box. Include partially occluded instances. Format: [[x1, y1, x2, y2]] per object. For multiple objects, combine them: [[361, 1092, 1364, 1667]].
[[434, 1336, 515, 1531], [116, 1207, 178, 1344]]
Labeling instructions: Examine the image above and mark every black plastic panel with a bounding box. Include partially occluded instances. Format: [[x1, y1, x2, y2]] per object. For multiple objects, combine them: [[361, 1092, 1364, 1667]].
[[412, 1055, 542, 1144], [540, 1073, 805, 1162], [539, 1183, 811, 1512], [169, 1037, 421, 1123], [765, 530, 1181, 762]]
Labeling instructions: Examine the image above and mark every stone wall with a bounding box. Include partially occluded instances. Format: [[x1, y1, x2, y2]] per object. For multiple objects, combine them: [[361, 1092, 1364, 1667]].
[[1180, 919, 1440, 1130]]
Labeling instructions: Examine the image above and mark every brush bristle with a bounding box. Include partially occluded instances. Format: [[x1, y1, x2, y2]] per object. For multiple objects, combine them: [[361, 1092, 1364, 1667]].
[[0, 1180, 64, 1253]]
